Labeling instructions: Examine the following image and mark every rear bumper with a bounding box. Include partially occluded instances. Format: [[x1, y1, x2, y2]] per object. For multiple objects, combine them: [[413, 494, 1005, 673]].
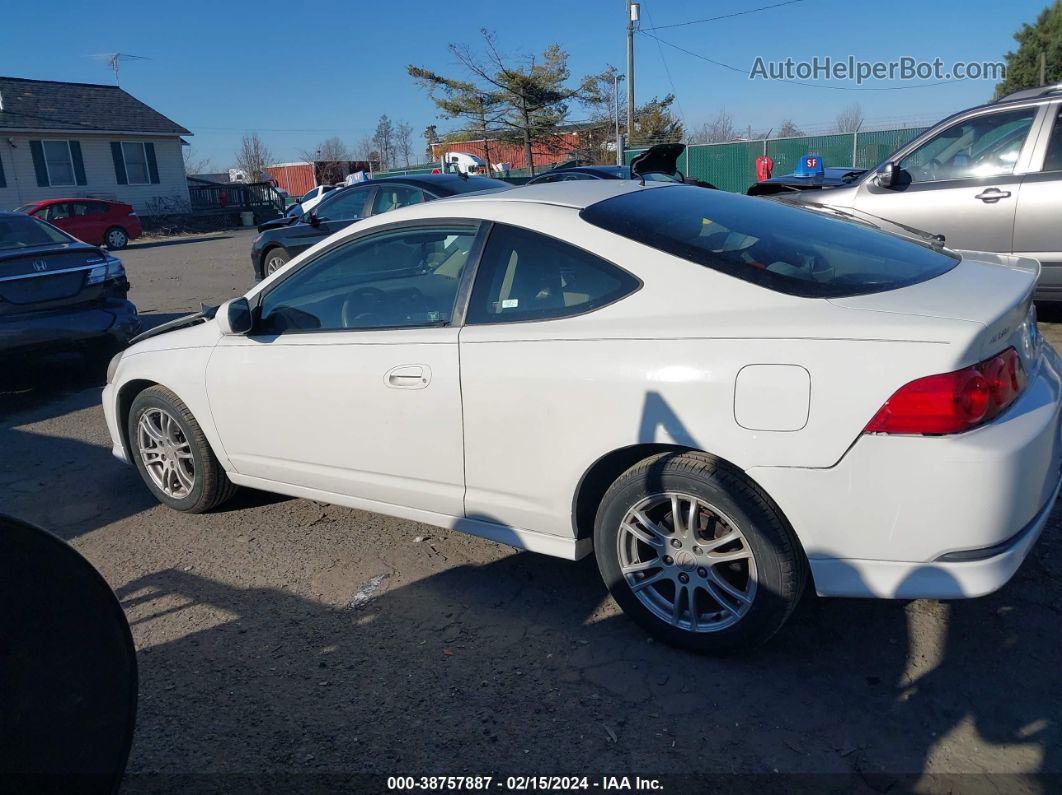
[[0, 299, 141, 354], [808, 469, 1060, 598], [750, 343, 1062, 599]]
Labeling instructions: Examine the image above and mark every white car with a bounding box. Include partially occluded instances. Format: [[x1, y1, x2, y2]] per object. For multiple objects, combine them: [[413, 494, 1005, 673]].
[[286, 184, 336, 217], [102, 181, 1062, 652]]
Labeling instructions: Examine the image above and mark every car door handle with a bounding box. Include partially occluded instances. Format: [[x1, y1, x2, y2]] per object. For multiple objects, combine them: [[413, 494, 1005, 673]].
[[385, 364, 430, 389], [974, 188, 1012, 202]]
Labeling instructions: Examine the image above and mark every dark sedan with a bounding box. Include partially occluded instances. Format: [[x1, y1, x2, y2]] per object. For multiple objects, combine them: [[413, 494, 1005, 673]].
[[0, 211, 140, 360], [746, 166, 867, 197], [526, 143, 692, 185], [250, 174, 510, 280]]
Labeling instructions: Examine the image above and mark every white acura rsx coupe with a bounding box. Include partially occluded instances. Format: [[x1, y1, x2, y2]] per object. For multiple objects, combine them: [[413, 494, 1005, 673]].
[[103, 180, 1062, 652]]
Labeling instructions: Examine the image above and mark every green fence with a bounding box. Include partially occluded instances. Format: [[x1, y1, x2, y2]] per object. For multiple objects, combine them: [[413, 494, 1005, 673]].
[[627, 126, 930, 193]]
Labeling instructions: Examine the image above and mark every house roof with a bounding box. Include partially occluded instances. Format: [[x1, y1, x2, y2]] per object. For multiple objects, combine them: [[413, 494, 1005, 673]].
[[0, 76, 191, 135]]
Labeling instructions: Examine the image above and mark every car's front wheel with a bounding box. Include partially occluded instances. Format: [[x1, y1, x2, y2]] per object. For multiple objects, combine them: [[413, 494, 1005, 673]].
[[594, 452, 806, 653], [127, 386, 238, 513], [105, 226, 129, 250], [263, 247, 290, 276]]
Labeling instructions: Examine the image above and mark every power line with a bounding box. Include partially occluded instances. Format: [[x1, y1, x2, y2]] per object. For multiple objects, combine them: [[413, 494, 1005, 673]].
[[638, 30, 962, 91], [644, 0, 807, 31], [641, 1, 688, 129]]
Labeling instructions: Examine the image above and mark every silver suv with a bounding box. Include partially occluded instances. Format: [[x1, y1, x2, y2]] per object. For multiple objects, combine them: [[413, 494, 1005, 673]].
[[790, 84, 1062, 299]]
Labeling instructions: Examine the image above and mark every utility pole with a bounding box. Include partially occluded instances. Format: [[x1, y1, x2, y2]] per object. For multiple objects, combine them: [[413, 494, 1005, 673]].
[[613, 74, 625, 165], [627, 1, 638, 143]]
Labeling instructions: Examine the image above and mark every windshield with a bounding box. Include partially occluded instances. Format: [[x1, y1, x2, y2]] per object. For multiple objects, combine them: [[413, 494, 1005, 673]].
[[0, 215, 75, 250], [580, 186, 959, 299]]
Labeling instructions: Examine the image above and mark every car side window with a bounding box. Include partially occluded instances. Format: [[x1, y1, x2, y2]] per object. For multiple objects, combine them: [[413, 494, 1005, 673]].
[[899, 108, 1037, 183], [314, 187, 371, 222], [42, 203, 71, 221], [1041, 107, 1062, 172], [257, 225, 479, 333], [561, 173, 596, 181], [71, 202, 90, 217], [466, 223, 639, 324], [371, 186, 425, 215]]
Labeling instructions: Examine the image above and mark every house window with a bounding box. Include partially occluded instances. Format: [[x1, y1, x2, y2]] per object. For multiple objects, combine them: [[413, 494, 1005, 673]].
[[122, 142, 150, 184], [43, 141, 76, 186]]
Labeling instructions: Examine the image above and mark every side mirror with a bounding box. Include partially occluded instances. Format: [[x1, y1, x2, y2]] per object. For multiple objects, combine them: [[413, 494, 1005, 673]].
[[217, 297, 252, 335], [307, 210, 320, 227], [877, 161, 898, 188]]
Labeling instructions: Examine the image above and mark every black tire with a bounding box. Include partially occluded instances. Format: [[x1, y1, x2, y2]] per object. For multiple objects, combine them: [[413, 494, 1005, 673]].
[[594, 451, 807, 653], [263, 247, 290, 277], [105, 226, 129, 250], [127, 385, 238, 513]]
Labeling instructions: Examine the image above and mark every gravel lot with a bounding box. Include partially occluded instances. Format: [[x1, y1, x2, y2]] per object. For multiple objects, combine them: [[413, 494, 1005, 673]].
[[2, 230, 1062, 792]]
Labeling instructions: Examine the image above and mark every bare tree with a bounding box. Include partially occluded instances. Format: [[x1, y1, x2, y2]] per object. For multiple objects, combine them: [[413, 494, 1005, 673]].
[[234, 133, 273, 182], [776, 119, 805, 138], [301, 136, 351, 162], [834, 103, 864, 133], [396, 122, 415, 167], [182, 145, 213, 176], [352, 136, 380, 173], [300, 137, 352, 184], [692, 109, 736, 143]]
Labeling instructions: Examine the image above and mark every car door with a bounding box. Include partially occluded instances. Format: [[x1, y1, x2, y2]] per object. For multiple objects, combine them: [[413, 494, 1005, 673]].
[[206, 220, 485, 517], [280, 186, 373, 257], [851, 105, 1043, 252], [38, 203, 75, 236], [457, 222, 642, 536], [62, 202, 98, 244], [1013, 102, 1062, 298]]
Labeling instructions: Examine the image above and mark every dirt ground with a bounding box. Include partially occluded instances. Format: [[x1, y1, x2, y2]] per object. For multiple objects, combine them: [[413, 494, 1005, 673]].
[[2, 230, 1061, 793]]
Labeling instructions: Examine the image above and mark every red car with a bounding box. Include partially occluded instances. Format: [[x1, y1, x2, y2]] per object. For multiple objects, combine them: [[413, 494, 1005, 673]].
[[16, 198, 143, 250]]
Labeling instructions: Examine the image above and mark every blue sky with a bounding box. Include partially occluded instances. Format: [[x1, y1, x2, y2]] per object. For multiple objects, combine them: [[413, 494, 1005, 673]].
[[0, 0, 1049, 167]]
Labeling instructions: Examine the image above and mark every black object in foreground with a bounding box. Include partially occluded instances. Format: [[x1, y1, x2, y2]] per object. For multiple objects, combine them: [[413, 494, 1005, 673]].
[[0, 514, 138, 793]]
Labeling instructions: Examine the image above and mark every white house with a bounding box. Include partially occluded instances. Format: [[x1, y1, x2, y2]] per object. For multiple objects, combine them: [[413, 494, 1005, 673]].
[[0, 76, 192, 215]]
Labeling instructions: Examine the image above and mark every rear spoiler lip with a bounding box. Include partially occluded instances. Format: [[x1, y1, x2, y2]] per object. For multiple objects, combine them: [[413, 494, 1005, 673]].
[[129, 303, 218, 345]]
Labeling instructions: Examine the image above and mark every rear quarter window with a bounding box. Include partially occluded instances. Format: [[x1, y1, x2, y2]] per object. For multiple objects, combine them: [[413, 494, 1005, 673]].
[[579, 185, 959, 298]]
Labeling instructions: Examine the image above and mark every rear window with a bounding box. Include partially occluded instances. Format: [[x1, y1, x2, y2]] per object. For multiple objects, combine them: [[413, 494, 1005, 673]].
[[579, 186, 959, 298], [0, 215, 73, 250], [441, 176, 511, 194]]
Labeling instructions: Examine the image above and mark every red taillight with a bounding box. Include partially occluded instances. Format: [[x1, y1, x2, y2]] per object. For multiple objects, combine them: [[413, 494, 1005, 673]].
[[865, 347, 1026, 435]]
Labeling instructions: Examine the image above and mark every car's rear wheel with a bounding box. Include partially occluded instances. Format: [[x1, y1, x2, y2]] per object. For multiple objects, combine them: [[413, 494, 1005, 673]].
[[105, 226, 128, 250], [127, 386, 237, 513], [594, 451, 806, 653], [264, 248, 290, 276]]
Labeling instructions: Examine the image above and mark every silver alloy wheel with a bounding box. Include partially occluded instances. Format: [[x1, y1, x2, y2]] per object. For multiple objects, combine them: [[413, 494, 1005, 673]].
[[107, 228, 127, 248], [137, 408, 195, 499], [617, 492, 757, 632], [265, 255, 286, 275]]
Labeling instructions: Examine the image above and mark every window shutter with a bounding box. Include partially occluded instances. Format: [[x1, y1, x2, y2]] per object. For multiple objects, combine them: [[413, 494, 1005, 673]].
[[110, 142, 128, 185], [29, 140, 49, 186], [0, 152, 6, 189], [145, 142, 160, 184], [70, 141, 87, 185]]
